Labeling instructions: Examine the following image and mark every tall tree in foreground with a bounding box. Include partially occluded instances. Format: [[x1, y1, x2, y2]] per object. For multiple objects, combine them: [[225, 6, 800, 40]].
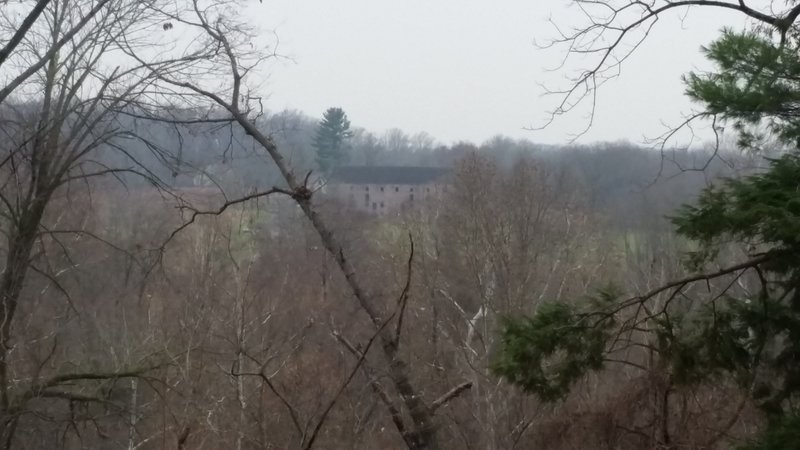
[[313, 107, 353, 174], [128, 3, 472, 449], [0, 0, 238, 446], [493, 4, 800, 450], [0, 0, 52, 70]]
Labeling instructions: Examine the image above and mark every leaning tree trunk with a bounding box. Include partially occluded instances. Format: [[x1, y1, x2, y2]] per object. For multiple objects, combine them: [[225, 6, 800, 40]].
[[237, 117, 441, 449], [157, 18, 450, 445], [0, 193, 51, 449]]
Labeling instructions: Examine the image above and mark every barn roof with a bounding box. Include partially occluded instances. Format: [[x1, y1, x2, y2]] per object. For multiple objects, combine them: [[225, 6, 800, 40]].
[[330, 166, 449, 185]]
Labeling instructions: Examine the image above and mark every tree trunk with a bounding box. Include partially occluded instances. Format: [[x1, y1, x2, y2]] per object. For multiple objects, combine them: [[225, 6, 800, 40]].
[[234, 118, 441, 449], [0, 195, 51, 447]]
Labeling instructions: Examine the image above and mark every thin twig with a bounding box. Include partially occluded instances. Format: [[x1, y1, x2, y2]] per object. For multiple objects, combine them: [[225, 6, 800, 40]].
[[430, 382, 473, 412], [303, 312, 396, 450], [394, 233, 415, 345]]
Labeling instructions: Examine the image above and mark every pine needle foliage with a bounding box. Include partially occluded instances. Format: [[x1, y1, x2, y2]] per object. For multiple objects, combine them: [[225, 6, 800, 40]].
[[492, 26, 800, 447]]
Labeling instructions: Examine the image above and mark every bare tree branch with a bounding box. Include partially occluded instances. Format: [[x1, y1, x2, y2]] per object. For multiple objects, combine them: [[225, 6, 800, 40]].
[[0, 0, 54, 69], [302, 312, 395, 450], [163, 187, 292, 246], [540, 0, 800, 136], [613, 253, 773, 315], [0, 0, 115, 105], [394, 233, 414, 345], [229, 362, 304, 440], [331, 329, 412, 449], [430, 382, 473, 412]]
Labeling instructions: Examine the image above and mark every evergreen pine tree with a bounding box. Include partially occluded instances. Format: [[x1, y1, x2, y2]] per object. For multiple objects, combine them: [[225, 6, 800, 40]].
[[492, 24, 800, 449], [313, 107, 353, 174]]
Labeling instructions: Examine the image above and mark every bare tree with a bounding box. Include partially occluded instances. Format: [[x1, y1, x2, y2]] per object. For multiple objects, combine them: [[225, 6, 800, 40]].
[[121, 2, 474, 448], [0, 0, 53, 69], [0, 0, 118, 105], [542, 0, 800, 140], [423, 153, 608, 448], [0, 0, 234, 445]]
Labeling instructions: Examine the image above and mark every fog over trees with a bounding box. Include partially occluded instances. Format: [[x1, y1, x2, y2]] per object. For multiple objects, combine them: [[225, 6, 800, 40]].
[[0, 0, 798, 449]]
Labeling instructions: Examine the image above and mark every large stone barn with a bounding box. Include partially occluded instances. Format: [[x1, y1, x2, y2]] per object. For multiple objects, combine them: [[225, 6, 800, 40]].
[[328, 166, 449, 215]]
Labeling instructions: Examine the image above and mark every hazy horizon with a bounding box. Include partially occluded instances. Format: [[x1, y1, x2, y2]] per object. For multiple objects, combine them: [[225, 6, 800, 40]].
[[252, 0, 750, 147]]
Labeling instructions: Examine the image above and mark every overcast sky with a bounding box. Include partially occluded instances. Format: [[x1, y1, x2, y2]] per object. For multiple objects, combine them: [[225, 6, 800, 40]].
[[253, 1, 750, 146]]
